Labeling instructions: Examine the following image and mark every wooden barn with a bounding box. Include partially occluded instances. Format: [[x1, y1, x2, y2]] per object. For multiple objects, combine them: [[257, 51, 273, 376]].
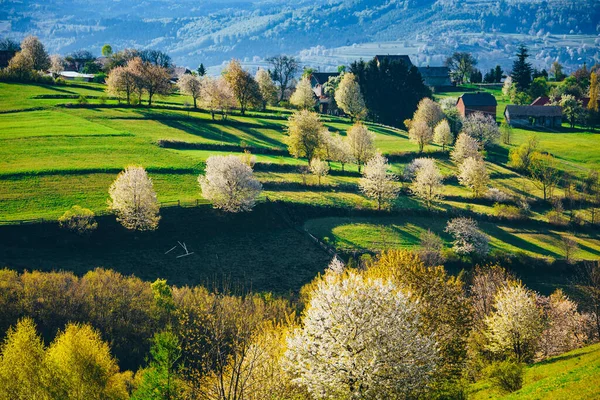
[[504, 105, 563, 128], [456, 92, 497, 119]]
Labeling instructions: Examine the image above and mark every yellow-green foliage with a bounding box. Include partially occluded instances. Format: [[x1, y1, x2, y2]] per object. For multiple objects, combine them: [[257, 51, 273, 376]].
[[469, 342, 600, 399]]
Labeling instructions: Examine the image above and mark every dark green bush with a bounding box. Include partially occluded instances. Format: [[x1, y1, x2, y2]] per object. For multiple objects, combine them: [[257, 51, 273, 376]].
[[487, 361, 524, 394]]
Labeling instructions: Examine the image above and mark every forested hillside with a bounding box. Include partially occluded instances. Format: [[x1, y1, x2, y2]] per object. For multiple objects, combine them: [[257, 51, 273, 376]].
[[2, 0, 598, 70]]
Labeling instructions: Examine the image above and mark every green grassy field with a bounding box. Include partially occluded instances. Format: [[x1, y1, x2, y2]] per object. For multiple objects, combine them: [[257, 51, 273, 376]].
[[469, 343, 600, 399], [0, 80, 598, 289]]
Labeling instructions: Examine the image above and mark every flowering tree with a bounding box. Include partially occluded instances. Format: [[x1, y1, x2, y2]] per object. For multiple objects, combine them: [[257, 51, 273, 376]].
[[290, 77, 317, 110], [412, 97, 445, 129], [109, 166, 160, 231], [223, 59, 262, 115], [461, 113, 500, 147], [309, 158, 329, 185], [485, 284, 543, 362], [346, 123, 375, 173], [177, 74, 202, 108], [200, 76, 235, 120], [433, 119, 453, 151], [537, 289, 586, 360], [255, 69, 277, 111], [451, 132, 482, 165], [199, 155, 262, 212], [458, 157, 490, 197], [329, 134, 354, 171], [334, 73, 366, 121], [410, 158, 444, 209], [409, 120, 433, 153], [445, 217, 489, 256], [403, 157, 430, 181], [286, 110, 325, 162], [106, 66, 138, 105], [285, 272, 438, 399], [359, 153, 400, 210]]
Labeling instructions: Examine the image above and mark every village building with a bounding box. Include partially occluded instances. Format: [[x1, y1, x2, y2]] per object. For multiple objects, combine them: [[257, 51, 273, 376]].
[[57, 71, 96, 82], [456, 92, 497, 118], [531, 96, 597, 109], [504, 105, 563, 128], [374, 55, 451, 89], [309, 72, 340, 114]]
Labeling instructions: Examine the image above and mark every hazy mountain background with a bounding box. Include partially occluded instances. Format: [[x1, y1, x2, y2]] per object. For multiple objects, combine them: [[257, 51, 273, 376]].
[[1, 0, 599, 73]]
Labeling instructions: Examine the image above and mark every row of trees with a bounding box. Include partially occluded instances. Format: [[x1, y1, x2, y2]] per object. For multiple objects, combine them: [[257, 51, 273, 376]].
[[2, 254, 599, 399]]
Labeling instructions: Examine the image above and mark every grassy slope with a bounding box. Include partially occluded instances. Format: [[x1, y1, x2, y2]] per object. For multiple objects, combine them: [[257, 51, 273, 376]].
[[469, 343, 600, 400]]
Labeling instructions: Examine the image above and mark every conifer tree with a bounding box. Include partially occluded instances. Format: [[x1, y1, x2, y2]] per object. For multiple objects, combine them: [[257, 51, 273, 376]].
[[511, 45, 533, 91]]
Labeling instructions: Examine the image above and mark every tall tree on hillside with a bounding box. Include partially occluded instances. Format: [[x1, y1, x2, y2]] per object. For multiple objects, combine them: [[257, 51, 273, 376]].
[[511, 45, 533, 91], [285, 272, 438, 398], [289, 77, 317, 110], [494, 65, 504, 83], [223, 59, 262, 115], [177, 74, 202, 108], [137, 61, 172, 106], [19, 36, 50, 71], [359, 153, 400, 210], [335, 72, 367, 121], [286, 110, 325, 162], [255, 68, 278, 111], [410, 158, 443, 209], [588, 72, 599, 113], [445, 52, 477, 84], [0, 318, 48, 399], [409, 120, 433, 153], [346, 122, 375, 173], [106, 65, 137, 104], [350, 57, 431, 127], [109, 166, 160, 231], [197, 63, 206, 76], [139, 49, 172, 69], [550, 61, 565, 82], [560, 94, 584, 128], [528, 153, 561, 201], [199, 155, 262, 213], [267, 55, 300, 102]]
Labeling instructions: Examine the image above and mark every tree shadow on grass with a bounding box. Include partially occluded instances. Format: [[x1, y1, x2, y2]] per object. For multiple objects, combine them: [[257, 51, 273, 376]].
[[534, 350, 593, 366], [158, 119, 241, 144], [482, 224, 562, 258]]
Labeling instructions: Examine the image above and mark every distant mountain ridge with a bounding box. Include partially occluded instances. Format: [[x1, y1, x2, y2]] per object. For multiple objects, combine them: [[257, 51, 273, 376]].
[[1, 0, 598, 71]]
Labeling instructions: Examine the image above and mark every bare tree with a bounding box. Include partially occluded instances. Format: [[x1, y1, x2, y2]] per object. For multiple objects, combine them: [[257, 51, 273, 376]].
[[266, 55, 300, 102], [177, 74, 202, 108]]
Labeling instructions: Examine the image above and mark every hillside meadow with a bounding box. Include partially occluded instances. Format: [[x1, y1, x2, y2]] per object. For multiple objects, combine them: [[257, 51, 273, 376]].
[[0, 80, 599, 295]]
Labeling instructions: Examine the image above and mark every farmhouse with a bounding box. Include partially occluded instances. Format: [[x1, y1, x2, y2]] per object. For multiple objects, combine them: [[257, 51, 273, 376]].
[[456, 92, 497, 118], [531, 96, 598, 109], [417, 66, 452, 88], [309, 72, 340, 114], [57, 71, 95, 82], [504, 105, 563, 128], [374, 55, 451, 89]]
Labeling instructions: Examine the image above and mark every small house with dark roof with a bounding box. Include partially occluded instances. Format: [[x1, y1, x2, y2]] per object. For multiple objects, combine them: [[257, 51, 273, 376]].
[[504, 105, 563, 128], [417, 66, 452, 88], [374, 55, 413, 67], [309, 72, 340, 114], [456, 92, 497, 118]]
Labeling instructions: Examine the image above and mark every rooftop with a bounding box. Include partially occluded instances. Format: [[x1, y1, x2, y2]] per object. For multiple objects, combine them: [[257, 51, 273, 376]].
[[459, 92, 498, 107], [505, 105, 563, 118], [374, 55, 413, 67], [310, 72, 340, 85]]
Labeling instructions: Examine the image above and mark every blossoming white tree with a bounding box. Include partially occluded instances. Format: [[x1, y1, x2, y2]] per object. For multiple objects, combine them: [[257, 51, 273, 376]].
[[284, 272, 438, 399], [329, 134, 354, 171], [309, 158, 329, 185], [334, 73, 366, 121], [445, 217, 489, 256], [177, 74, 202, 108], [433, 119, 453, 151], [290, 77, 317, 110], [461, 112, 500, 147], [359, 153, 400, 210], [458, 157, 490, 197], [199, 155, 262, 212], [485, 284, 543, 362], [108, 166, 160, 231], [412, 97, 445, 129], [409, 120, 433, 153], [410, 158, 444, 209], [346, 123, 375, 173], [451, 132, 482, 165]]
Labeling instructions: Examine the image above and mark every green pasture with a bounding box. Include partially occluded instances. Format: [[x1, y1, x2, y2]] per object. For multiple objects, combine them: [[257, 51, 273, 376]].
[[469, 342, 600, 399]]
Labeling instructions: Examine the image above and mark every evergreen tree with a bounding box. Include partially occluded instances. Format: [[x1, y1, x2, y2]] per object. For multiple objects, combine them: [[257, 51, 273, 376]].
[[350, 57, 431, 127], [494, 65, 504, 83], [197, 63, 206, 76], [132, 331, 184, 400], [511, 45, 533, 91]]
